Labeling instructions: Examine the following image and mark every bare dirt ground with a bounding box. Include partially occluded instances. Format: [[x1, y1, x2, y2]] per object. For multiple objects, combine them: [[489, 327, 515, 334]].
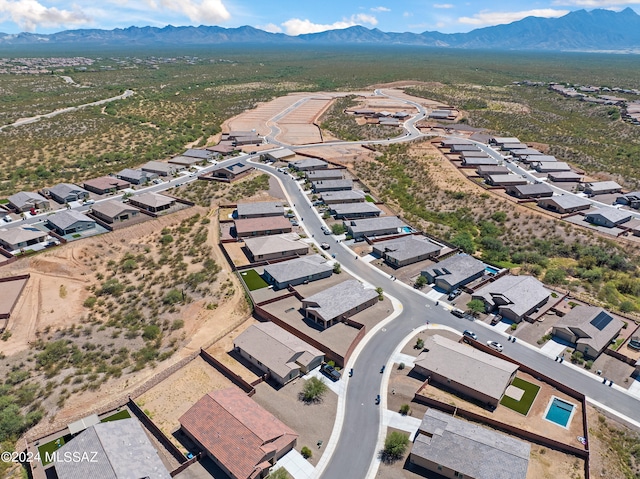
[[251, 379, 337, 467], [136, 356, 236, 450]]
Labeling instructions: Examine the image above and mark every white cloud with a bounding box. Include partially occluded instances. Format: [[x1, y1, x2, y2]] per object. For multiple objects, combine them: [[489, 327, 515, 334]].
[[0, 0, 90, 31], [458, 8, 569, 26], [371, 6, 390, 12], [144, 0, 230, 23], [257, 22, 282, 33], [553, 0, 637, 5], [281, 14, 377, 35], [433, 3, 455, 8]]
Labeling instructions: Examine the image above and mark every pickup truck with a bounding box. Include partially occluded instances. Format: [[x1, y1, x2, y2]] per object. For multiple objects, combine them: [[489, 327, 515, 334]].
[[320, 363, 341, 381]]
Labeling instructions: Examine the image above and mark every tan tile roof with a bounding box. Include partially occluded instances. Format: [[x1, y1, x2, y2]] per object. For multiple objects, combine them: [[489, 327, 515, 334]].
[[179, 388, 297, 479]]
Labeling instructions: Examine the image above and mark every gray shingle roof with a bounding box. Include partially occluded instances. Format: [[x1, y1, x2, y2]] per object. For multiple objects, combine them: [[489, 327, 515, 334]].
[[237, 201, 284, 218], [473, 275, 550, 319], [303, 279, 378, 322], [263, 254, 332, 285], [7, 191, 48, 209], [414, 335, 519, 404], [373, 235, 441, 262], [47, 210, 95, 231], [54, 418, 171, 479], [422, 254, 485, 288], [586, 207, 632, 224], [289, 158, 328, 170], [411, 408, 530, 479], [234, 322, 323, 379], [554, 306, 623, 353]]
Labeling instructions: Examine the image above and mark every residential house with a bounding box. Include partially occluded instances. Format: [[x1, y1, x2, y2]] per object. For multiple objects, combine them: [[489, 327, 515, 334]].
[[585, 208, 632, 228], [243, 233, 308, 261], [616, 191, 640, 209], [413, 335, 519, 408], [537, 195, 591, 214], [6, 191, 49, 212], [129, 193, 176, 213], [234, 216, 293, 238], [179, 388, 297, 479], [534, 162, 572, 173], [306, 169, 344, 181], [263, 254, 332, 289], [489, 137, 520, 147], [548, 171, 583, 182], [82, 176, 130, 195], [140, 161, 182, 177], [302, 279, 379, 329], [461, 156, 499, 166], [320, 190, 366, 204], [234, 322, 324, 385], [116, 168, 158, 185], [472, 275, 551, 323], [237, 201, 284, 219], [410, 409, 530, 479], [311, 179, 353, 193], [584, 181, 623, 196], [372, 235, 442, 267], [553, 306, 623, 360], [344, 216, 407, 240], [0, 227, 48, 251], [90, 200, 140, 224], [485, 174, 528, 187], [54, 418, 171, 479], [46, 183, 90, 204], [288, 157, 328, 171], [330, 202, 382, 219], [421, 255, 485, 293], [505, 183, 554, 199], [475, 165, 510, 178], [208, 162, 254, 181], [266, 148, 296, 162], [46, 210, 96, 235]]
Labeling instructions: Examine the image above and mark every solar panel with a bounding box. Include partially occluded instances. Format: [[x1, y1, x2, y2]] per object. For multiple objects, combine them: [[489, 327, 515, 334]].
[[590, 311, 613, 331]]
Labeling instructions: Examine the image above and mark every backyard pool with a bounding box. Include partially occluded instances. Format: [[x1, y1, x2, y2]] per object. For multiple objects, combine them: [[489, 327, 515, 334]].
[[544, 397, 576, 428], [485, 265, 500, 275]]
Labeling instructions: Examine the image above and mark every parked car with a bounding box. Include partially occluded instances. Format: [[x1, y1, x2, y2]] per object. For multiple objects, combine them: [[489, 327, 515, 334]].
[[447, 289, 462, 301], [450, 308, 465, 318], [320, 363, 341, 381], [321, 243, 330, 250], [487, 341, 503, 352], [2, 215, 12, 223], [462, 330, 478, 341]]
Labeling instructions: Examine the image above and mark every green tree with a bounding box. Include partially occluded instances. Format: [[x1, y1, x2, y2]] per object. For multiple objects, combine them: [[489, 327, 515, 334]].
[[466, 299, 486, 316], [382, 431, 409, 461], [300, 377, 328, 403]]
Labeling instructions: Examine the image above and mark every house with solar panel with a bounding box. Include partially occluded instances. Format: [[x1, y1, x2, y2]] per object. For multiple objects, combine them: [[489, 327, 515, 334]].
[[552, 306, 624, 359]]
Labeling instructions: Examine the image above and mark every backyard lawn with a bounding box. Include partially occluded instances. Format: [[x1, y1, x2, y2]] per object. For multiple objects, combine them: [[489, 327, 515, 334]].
[[500, 376, 540, 416], [240, 269, 269, 291]]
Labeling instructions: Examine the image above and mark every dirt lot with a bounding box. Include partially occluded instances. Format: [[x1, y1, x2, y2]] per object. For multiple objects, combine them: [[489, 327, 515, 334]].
[[251, 378, 337, 467]]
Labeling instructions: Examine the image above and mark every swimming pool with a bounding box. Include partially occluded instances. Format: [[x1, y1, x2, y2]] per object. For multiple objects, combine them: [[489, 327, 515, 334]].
[[485, 265, 500, 275], [544, 397, 576, 428]]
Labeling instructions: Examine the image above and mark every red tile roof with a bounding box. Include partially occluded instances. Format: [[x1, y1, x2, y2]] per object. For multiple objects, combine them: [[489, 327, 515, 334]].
[[179, 387, 297, 479]]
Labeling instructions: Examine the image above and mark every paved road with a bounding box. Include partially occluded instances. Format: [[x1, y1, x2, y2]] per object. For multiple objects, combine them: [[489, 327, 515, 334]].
[[249, 161, 640, 479]]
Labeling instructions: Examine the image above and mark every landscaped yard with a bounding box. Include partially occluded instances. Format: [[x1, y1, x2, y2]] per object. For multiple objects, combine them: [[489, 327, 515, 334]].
[[500, 376, 540, 416], [240, 269, 269, 291]]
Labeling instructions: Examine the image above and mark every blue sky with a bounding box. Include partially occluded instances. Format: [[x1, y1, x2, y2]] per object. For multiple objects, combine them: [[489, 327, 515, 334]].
[[0, 0, 638, 34]]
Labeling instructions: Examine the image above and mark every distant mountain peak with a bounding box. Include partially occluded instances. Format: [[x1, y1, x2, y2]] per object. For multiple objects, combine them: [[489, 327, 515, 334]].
[[0, 8, 639, 51]]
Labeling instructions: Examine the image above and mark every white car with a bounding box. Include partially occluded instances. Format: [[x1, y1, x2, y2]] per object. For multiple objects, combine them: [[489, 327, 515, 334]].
[[487, 341, 503, 353]]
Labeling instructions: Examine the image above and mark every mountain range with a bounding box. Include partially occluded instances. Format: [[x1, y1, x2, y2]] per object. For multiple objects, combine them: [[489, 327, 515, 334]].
[[2, 8, 640, 52]]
